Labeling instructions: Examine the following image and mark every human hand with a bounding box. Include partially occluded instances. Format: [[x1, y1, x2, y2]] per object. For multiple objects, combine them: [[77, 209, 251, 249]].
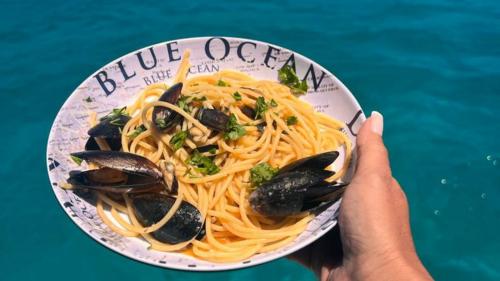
[[289, 111, 432, 281]]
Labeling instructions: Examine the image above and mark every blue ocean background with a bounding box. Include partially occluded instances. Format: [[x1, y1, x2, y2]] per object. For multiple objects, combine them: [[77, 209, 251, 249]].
[[1, 0, 499, 280]]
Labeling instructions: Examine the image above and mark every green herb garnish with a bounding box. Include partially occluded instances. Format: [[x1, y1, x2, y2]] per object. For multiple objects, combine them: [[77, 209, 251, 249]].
[[233, 91, 242, 101], [101, 107, 129, 126], [101, 107, 128, 121], [286, 116, 298, 126], [177, 96, 191, 113], [217, 80, 229, 87], [71, 155, 83, 166], [127, 125, 147, 139], [109, 118, 126, 126], [255, 97, 279, 119], [186, 150, 220, 175], [250, 163, 278, 187], [192, 96, 207, 102], [170, 130, 188, 151], [278, 65, 308, 95], [255, 96, 268, 119], [155, 118, 168, 129], [224, 114, 246, 141], [208, 147, 217, 154]]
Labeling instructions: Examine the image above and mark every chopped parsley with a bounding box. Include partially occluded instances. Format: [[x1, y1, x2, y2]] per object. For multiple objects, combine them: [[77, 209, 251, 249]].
[[155, 118, 168, 129], [208, 147, 217, 154], [232, 91, 242, 101], [217, 80, 230, 87], [71, 155, 83, 166], [254, 97, 279, 119], [177, 96, 206, 113], [192, 96, 207, 102], [186, 150, 220, 175], [224, 114, 246, 141], [278, 65, 308, 95], [255, 96, 268, 119], [110, 118, 126, 126], [101, 107, 129, 126], [286, 116, 298, 126], [128, 125, 146, 139], [250, 163, 278, 187], [169, 130, 188, 151], [177, 96, 191, 113]]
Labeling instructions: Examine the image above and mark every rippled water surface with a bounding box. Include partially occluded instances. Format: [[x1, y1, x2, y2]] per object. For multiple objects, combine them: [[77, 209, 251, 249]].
[[1, 1, 499, 280]]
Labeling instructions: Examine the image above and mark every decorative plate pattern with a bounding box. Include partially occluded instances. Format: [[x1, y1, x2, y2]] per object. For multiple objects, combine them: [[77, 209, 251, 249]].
[[46, 37, 365, 271]]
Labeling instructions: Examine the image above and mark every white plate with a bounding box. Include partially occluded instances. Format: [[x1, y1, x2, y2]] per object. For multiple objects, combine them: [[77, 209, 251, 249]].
[[46, 36, 365, 271]]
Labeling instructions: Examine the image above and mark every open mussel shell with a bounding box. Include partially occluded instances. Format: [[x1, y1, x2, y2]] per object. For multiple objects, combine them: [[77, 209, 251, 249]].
[[152, 83, 184, 132], [72, 151, 162, 179], [301, 182, 347, 212], [85, 114, 130, 151], [67, 170, 163, 193], [249, 169, 334, 217], [249, 150, 347, 217], [276, 151, 339, 175], [88, 115, 130, 138], [85, 137, 122, 151], [196, 108, 229, 131], [131, 194, 203, 244], [67, 151, 164, 193]]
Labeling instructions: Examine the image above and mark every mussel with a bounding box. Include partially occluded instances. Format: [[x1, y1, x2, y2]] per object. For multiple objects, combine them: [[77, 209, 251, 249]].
[[241, 105, 256, 119], [249, 151, 347, 217], [152, 83, 184, 132], [196, 108, 229, 131], [67, 151, 168, 193], [195, 144, 218, 153], [131, 193, 203, 244], [86, 111, 130, 151]]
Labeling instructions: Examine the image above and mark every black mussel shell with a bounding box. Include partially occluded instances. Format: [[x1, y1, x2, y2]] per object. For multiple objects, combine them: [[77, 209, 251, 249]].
[[195, 144, 218, 153], [276, 151, 339, 175], [85, 137, 122, 151], [241, 105, 256, 119], [195, 224, 206, 240], [71, 151, 163, 179], [152, 83, 184, 132], [88, 115, 130, 138], [249, 169, 334, 217], [196, 108, 229, 131], [67, 168, 163, 193], [131, 194, 203, 244]]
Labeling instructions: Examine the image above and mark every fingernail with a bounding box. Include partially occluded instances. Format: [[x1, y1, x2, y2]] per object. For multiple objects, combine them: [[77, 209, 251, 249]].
[[370, 111, 384, 136]]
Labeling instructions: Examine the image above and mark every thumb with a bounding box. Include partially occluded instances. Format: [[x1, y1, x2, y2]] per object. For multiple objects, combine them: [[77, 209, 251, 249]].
[[354, 111, 391, 179]]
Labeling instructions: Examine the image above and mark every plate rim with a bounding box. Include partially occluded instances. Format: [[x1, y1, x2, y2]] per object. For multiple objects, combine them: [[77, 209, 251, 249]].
[[46, 36, 365, 271]]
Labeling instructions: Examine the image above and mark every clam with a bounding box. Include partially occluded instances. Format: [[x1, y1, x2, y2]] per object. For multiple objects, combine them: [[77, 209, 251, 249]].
[[249, 151, 347, 217]]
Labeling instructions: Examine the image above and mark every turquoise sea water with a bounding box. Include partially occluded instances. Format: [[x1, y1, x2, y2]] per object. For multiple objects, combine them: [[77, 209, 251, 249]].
[[1, 0, 499, 280]]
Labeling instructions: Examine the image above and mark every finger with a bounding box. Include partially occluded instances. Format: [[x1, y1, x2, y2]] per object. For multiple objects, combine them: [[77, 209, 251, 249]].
[[354, 111, 391, 180]]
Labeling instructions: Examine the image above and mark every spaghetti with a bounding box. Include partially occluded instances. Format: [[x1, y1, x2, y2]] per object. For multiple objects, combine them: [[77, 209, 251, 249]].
[[86, 51, 351, 262]]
